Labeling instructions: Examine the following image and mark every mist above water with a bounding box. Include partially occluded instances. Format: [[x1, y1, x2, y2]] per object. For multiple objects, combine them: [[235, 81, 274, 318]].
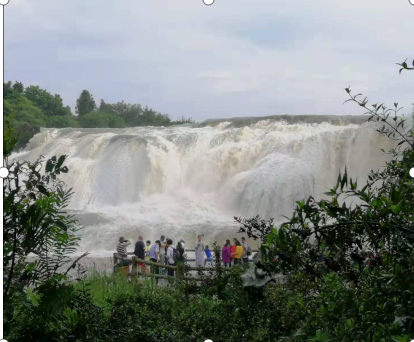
[[12, 115, 394, 253]]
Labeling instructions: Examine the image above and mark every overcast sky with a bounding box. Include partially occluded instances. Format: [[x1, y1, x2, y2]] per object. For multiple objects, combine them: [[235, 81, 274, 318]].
[[4, 0, 414, 121]]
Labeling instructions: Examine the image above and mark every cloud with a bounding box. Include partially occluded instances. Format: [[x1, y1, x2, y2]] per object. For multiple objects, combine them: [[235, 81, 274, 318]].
[[4, 0, 414, 121]]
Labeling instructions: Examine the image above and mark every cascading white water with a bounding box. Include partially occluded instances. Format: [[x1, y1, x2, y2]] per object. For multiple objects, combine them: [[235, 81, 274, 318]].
[[11, 116, 395, 254]]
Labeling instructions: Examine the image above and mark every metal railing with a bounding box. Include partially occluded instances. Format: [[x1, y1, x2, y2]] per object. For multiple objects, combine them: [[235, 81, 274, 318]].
[[112, 250, 259, 281]]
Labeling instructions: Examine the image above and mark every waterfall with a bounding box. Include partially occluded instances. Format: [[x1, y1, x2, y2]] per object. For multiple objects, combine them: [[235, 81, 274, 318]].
[[11, 116, 394, 253]]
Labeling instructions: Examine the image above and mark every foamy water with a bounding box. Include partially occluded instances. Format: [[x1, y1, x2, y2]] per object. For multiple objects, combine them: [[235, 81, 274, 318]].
[[11, 116, 394, 254]]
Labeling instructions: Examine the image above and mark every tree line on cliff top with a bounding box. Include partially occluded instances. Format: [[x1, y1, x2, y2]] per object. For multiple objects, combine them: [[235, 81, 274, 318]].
[[3, 81, 194, 149]]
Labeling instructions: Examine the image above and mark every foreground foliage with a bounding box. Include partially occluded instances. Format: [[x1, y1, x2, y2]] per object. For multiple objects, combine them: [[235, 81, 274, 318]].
[[236, 64, 414, 341], [4, 60, 414, 341]]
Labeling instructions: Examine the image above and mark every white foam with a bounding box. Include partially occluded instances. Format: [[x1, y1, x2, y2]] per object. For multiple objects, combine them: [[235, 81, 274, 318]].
[[11, 120, 394, 252]]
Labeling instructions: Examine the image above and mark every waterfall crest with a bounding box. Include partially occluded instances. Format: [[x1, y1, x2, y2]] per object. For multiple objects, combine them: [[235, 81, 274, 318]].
[[12, 116, 394, 252]]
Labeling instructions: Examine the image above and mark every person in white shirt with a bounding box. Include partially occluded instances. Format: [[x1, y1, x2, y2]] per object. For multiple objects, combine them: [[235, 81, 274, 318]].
[[149, 240, 160, 263], [148, 240, 161, 283], [166, 239, 175, 277], [159, 235, 167, 274], [241, 237, 249, 264], [195, 235, 205, 268]]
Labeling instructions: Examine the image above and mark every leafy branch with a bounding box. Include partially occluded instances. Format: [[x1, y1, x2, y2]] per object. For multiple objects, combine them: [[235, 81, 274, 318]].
[[397, 58, 414, 73]]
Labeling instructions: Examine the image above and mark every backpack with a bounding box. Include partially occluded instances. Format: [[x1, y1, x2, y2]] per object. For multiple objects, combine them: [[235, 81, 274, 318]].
[[246, 244, 252, 256], [172, 248, 182, 262]]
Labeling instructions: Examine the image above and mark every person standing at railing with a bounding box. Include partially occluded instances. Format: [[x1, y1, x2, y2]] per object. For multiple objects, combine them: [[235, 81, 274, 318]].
[[149, 240, 161, 283], [116, 236, 132, 265], [145, 240, 151, 273], [134, 235, 149, 274], [222, 240, 231, 267], [241, 237, 251, 264], [204, 245, 214, 266], [166, 239, 175, 277], [176, 241, 185, 263], [232, 239, 243, 265], [145, 240, 151, 261], [231, 238, 237, 264], [149, 240, 161, 263], [180, 239, 186, 253], [195, 235, 205, 268], [159, 235, 166, 275]]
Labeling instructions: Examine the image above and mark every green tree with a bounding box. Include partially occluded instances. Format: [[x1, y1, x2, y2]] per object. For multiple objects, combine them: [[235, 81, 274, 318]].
[[52, 93, 71, 116], [3, 150, 84, 303], [3, 93, 45, 149], [3, 81, 13, 99], [12, 81, 24, 94], [24, 85, 67, 116], [79, 110, 125, 128], [75, 90, 96, 116], [65, 105, 72, 115], [120, 103, 143, 126], [104, 100, 144, 127], [97, 99, 180, 127], [236, 62, 414, 341], [136, 106, 171, 126], [3, 99, 13, 117], [3, 117, 18, 158], [172, 116, 195, 125], [46, 114, 80, 128], [99, 99, 115, 115], [2, 123, 92, 342], [6, 92, 47, 127]]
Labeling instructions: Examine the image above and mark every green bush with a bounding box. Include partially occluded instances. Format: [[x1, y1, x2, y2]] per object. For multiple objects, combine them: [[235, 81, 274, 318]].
[[46, 114, 80, 128], [79, 110, 126, 128], [236, 64, 414, 341], [4, 59, 413, 342]]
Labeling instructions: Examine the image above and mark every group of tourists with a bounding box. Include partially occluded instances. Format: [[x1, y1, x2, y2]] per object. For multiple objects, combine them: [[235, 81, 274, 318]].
[[222, 237, 252, 266], [116, 235, 185, 277], [195, 235, 252, 267], [116, 234, 253, 277]]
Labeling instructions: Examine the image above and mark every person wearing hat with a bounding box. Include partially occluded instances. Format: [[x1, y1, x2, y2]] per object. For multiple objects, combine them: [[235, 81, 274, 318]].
[[116, 236, 131, 264]]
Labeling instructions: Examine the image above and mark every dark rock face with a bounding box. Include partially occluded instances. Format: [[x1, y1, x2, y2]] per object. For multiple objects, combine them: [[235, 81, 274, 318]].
[[15, 123, 40, 149]]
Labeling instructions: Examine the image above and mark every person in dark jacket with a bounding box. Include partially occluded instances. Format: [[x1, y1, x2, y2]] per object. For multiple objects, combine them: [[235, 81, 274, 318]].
[[134, 235, 148, 274], [176, 241, 185, 263]]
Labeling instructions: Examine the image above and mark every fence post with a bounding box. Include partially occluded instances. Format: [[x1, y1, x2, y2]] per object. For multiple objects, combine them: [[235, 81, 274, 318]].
[[176, 263, 183, 280], [131, 256, 138, 276]]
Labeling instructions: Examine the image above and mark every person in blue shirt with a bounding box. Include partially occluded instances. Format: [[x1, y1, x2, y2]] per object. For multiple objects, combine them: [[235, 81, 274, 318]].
[[204, 245, 215, 266]]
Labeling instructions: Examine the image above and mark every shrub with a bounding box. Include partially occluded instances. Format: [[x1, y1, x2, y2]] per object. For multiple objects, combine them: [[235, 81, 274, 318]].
[[47, 114, 80, 128], [79, 110, 126, 128]]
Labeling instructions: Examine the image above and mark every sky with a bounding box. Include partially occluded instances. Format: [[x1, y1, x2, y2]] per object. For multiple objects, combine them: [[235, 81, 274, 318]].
[[4, 0, 414, 121]]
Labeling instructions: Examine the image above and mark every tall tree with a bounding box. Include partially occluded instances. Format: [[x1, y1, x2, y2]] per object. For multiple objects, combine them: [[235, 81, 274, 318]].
[[24, 85, 67, 116], [65, 105, 72, 115], [99, 99, 115, 115], [3, 81, 13, 99], [75, 90, 96, 116], [79, 110, 125, 128], [12, 81, 24, 94]]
